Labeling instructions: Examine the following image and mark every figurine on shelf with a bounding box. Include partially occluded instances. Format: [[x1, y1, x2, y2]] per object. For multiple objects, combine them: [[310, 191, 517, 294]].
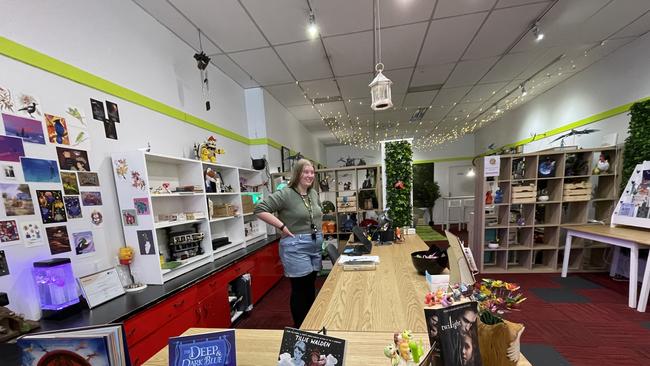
[[383, 330, 425, 366], [152, 182, 172, 194], [513, 159, 525, 179], [193, 135, 225, 163], [362, 171, 374, 189], [516, 214, 525, 226], [538, 157, 556, 178], [204, 168, 218, 193], [343, 181, 352, 190], [319, 175, 330, 192], [537, 188, 550, 202], [494, 188, 503, 204], [485, 190, 494, 205], [593, 153, 610, 174]]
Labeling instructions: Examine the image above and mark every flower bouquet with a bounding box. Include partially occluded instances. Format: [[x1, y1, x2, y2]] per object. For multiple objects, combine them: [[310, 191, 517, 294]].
[[473, 278, 526, 325]]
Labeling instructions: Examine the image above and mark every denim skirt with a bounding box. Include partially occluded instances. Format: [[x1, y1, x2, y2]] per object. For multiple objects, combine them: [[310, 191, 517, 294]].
[[278, 232, 323, 277]]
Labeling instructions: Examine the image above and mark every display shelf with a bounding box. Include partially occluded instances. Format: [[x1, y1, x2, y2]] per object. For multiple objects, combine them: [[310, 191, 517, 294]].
[[161, 253, 213, 281], [210, 216, 239, 223], [245, 232, 266, 244], [206, 192, 239, 196], [154, 218, 206, 229], [151, 192, 202, 197], [472, 146, 622, 274], [243, 212, 255, 217]]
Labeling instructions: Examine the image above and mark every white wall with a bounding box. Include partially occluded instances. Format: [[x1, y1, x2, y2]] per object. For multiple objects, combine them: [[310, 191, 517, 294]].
[[475, 33, 650, 154], [0, 0, 322, 318]]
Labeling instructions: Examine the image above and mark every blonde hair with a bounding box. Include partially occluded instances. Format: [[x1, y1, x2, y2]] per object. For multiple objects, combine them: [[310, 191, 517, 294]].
[[288, 159, 315, 190]]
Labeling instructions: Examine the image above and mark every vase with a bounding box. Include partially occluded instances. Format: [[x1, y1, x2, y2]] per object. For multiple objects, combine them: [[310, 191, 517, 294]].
[[477, 318, 525, 366]]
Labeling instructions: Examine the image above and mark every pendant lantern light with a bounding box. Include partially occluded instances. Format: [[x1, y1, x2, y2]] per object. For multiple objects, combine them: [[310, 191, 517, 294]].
[[369, 0, 392, 111]]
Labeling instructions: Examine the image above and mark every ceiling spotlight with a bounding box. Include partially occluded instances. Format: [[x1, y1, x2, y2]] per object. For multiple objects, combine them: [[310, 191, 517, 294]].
[[495, 105, 502, 114], [307, 12, 319, 38], [532, 23, 544, 42], [520, 83, 528, 97]]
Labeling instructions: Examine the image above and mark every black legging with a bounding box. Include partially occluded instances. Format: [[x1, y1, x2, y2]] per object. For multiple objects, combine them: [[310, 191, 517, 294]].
[[289, 271, 317, 328]]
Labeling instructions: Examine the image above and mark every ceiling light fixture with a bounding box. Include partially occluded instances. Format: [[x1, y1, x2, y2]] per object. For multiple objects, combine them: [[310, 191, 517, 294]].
[[307, 11, 319, 38], [369, 0, 393, 111], [466, 168, 476, 177], [520, 83, 528, 97], [532, 23, 544, 42]]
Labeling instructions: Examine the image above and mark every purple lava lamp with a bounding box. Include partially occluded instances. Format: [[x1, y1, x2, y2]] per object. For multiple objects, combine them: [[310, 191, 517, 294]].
[[32, 258, 79, 316]]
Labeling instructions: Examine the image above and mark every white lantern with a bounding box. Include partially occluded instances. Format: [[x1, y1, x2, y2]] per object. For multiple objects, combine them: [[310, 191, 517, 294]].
[[369, 63, 393, 111]]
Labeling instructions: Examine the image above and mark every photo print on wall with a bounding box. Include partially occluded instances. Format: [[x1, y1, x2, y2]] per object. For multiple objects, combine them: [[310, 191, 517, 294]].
[[81, 192, 102, 206], [90, 98, 106, 121], [20, 221, 45, 247], [137, 230, 155, 255], [104, 121, 118, 140], [105, 101, 120, 123], [63, 196, 82, 219], [3, 165, 16, 180], [0, 86, 15, 112], [72, 231, 95, 255], [0, 220, 20, 245], [78, 172, 100, 186], [60, 171, 80, 195], [36, 190, 67, 224], [2, 113, 46, 144], [21, 158, 60, 183], [122, 209, 138, 226], [44, 113, 70, 145], [133, 197, 149, 215], [46, 225, 71, 255], [0, 135, 25, 162], [90, 209, 103, 227], [56, 146, 91, 171], [0, 183, 34, 216], [15, 92, 42, 118]]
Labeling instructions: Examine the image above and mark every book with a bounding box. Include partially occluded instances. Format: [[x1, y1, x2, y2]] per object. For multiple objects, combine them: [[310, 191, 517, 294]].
[[17, 324, 130, 366], [169, 329, 236, 366], [424, 301, 482, 366], [277, 327, 346, 366]]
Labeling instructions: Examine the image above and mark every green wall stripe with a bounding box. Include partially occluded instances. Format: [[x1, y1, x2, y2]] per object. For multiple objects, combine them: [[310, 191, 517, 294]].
[[0, 36, 316, 157]]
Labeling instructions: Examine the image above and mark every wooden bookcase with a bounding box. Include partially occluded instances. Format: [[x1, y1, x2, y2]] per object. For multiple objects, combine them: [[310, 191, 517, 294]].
[[471, 146, 622, 273], [316, 165, 383, 247], [111, 151, 266, 285]]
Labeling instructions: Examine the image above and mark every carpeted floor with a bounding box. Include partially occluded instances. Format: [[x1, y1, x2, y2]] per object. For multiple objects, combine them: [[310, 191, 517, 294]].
[[236, 272, 650, 365]]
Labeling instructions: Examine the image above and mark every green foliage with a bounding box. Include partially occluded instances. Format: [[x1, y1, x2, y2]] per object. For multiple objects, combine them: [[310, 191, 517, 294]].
[[413, 163, 440, 224], [385, 141, 413, 227], [622, 100, 650, 192]]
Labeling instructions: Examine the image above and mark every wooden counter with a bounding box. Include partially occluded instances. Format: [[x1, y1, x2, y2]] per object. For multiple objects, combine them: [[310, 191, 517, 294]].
[[301, 234, 432, 332]]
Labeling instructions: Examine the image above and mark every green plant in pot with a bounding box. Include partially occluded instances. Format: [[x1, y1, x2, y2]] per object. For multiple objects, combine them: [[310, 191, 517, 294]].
[[413, 163, 440, 226], [385, 141, 413, 228]]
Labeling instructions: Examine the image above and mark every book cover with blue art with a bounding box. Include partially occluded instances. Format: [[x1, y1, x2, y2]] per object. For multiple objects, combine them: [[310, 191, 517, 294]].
[[169, 329, 236, 366], [18, 336, 110, 366]]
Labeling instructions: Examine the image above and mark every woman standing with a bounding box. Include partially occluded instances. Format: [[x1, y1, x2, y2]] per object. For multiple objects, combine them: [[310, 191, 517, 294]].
[[255, 159, 323, 328]]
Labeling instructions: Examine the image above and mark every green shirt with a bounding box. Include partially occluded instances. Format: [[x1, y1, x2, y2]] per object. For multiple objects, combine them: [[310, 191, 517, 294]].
[[254, 187, 323, 234]]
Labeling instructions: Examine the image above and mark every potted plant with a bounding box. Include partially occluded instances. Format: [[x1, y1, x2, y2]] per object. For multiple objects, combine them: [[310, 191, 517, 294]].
[[413, 163, 440, 226]]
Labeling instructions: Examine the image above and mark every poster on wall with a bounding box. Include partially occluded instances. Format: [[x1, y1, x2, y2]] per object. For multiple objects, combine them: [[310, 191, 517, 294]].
[[20, 221, 45, 247], [105, 101, 120, 123], [137, 230, 155, 255], [73, 231, 95, 255], [133, 197, 149, 215], [81, 192, 103, 206], [483, 156, 501, 177], [0, 220, 20, 245], [44, 113, 70, 145], [56, 146, 91, 171], [90, 209, 104, 228], [78, 172, 100, 186], [61, 171, 80, 195], [104, 121, 118, 140], [90, 98, 106, 121], [21, 158, 60, 183], [2, 165, 16, 180], [2, 113, 46, 144], [15, 92, 42, 118], [36, 190, 67, 224], [0, 135, 25, 162], [0, 183, 34, 216], [64, 196, 82, 219], [0, 86, 15, 112], [46, 225, 71, 255]]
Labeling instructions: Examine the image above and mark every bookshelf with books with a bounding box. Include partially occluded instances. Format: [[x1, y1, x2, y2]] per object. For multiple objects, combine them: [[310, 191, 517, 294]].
[[472, 146, 622, 274], [316, 165, 383, 247], [111, 151, 267, 285]]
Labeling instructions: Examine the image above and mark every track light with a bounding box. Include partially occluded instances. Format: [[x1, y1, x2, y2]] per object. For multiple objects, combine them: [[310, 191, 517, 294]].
[[520, 83, 528, 97], [307, 12, 319, 38], [495, 105, 502, 114], [532, 23, 544, 42]]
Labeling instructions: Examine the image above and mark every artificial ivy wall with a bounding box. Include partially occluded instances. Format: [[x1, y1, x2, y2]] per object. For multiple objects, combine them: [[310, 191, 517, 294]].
[[621, 100, 650, 191], [385, 140, 413, 228]]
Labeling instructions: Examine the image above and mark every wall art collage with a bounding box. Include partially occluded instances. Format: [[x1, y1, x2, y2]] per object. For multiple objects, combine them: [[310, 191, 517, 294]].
[[0, 85, 109, 277]]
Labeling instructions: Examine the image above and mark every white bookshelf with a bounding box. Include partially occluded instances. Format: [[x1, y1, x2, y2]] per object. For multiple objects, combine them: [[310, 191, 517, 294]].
[[111, 151, 267, 285]]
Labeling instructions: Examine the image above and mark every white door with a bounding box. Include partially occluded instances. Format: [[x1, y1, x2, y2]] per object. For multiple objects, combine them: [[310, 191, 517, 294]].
[[449, 165, 475, 196]]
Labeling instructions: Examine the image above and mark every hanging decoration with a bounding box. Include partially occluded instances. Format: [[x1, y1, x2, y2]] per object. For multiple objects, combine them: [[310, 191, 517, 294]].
[[369, 0, 392, 111], [193, 29, 211, 111]]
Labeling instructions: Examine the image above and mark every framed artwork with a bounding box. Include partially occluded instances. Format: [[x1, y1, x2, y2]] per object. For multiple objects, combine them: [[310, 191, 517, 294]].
[[281, 146, 291, 173]]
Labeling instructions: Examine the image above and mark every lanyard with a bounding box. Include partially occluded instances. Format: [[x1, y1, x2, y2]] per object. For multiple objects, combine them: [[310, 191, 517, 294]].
[[292, 188, 314, 228]]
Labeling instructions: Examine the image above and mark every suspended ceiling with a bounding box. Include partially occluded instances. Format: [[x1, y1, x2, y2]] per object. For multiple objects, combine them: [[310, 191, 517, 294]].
[[134, 0, 650, 149]]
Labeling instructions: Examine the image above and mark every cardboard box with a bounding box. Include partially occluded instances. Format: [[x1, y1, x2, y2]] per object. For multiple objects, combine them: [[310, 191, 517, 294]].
[[242, 195, 255, 214], [214, 204, 237, 217]]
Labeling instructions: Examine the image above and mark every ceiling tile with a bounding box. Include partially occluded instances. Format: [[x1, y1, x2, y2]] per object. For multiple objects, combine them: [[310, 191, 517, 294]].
[[380, 23, 428, 69], [463, 2, 549, 60], [169, 0, 267, 52], [497, 0, 551, 8], [345, 98, 372, 115], [411, 63, 455, 87], [403, 91, 437, 107], [301, 119, 329, 131], [419, 12, 488, 66], [288, 105, 322, 120], [275, 40, 333, 80], [300, 79, 340, 99], [241, 0, 311, 45], [338, 73, 374, 99], [265, 83, 309, 107], [434, 0, 497, 18], [445, 57, 498, 87], [613, 11, 650, 38], [229, 47, 294, 85], [316, 0, 373, 36], [432, 86, 472, 106], [135, 0, 221, 55], [384, 68, 415, 96], [480, 50, 544, 83], [464, 82, 508, 103], [211, 55, 259, 88], [323, 31, 374, 76], [449, 102, 483, 117], [315, 101, 347, 116], [425, 104, 454, 120], [572, 0, 650, 43], [380, 0, 436, 27]]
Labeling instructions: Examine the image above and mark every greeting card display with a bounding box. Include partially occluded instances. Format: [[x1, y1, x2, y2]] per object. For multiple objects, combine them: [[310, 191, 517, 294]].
[[612, 161, 650, 228]]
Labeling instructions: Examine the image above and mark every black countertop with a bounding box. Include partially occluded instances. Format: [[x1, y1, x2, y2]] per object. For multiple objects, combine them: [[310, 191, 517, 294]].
[[40, 235, 280, 331]]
